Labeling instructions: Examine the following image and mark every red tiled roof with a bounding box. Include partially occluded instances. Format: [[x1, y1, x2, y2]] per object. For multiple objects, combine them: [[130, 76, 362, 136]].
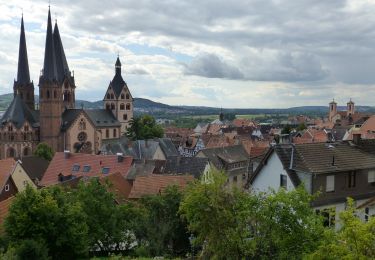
[[0, 158, 16, 191], [100, 172, 133, 204], [0, 196, 14, 231], [128, 174, 193, 199], [41, 152, 133, 187]]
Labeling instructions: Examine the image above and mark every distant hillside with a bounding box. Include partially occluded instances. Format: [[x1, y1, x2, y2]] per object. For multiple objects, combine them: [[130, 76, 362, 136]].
[[0, 93, 374, 118]]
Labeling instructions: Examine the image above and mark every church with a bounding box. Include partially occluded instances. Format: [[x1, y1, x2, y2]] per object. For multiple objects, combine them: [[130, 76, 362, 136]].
[[0, 8, 133, 159]]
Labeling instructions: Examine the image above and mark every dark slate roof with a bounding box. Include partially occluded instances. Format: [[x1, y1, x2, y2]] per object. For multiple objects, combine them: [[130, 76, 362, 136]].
[[21, 156, 50, 183], [127, 159, 155, 180], [40, 8, 58, 84], [354, 139, 375, 155], [199, 145, 249, 170], [291, 142, 375, 174], [110, 57, 128, 97], [0, 95, 39, 129], [61, 109, 82, 131], [53, 22, 73, 85], [16, 16, 30, 85], [164, 157, 209, 178], [331, 125, 350, 141], [85, 109, 121, 128], [158, 138, 179, 158]]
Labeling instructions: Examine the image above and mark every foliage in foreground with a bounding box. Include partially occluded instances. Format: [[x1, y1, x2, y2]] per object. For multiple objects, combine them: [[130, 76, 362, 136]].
[[33, 142, 54, 161]]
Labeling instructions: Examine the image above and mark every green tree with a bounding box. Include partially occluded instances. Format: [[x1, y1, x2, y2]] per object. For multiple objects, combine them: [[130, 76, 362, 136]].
[[127, 115, 164, 140], [33, 142, 54, 161], [308, 198, 375, 259], [74, 179, 136, 253], [281, 124, 292, 134], [297, 123, 307, 131], [4, 185, 89, 259], [135, 186, 190, 257], [180, 170, 257, 258]]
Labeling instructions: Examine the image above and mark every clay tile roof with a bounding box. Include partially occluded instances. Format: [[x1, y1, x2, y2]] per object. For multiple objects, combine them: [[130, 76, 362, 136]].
[[40, 152, 133, 187], [0, 158, 17, 191], [0, 196, 15, 231], [128, 174, 193, 199], [100, 172, 132, 204]]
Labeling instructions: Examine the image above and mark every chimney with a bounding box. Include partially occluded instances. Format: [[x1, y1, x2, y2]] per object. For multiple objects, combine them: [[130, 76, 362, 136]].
[[353, 133, 361, 145], [117, 152, 124, 163], [64, 150, 70, 159]]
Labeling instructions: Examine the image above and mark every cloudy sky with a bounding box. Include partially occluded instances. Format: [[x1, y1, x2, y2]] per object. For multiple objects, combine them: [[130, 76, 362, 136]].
[[1, 0, 375, 108]]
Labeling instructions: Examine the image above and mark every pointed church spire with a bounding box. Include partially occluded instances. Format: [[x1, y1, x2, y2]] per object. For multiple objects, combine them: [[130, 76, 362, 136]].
[[41, 7, 58, 82], [17, 15, 31, 85], [115, 56, 121, 75], [53, 20, 70, 83]]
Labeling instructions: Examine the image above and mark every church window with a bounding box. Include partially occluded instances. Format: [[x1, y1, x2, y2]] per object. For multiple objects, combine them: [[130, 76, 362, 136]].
[[79, 119, 86, 130], [8, 126, 13, 132], [126, 103, 131, 110], [54, 90, 57, 99], [111, 103, 115, 110], [120, 103, 125, 110], [106, 129, 109, 138], [126, 94, 130, 99], [123, 114, 128, 120], [77, 132, 87, 142], [110, 94, 114, 99], [24, 125, 29, 132], [7, 147, 15, 158], [107, 93, 110, 99], [121, 93, 125, 99], [23, 133, 27, 141], [113, 129, 117, 138], [23, 147, 30, 156], [106, 103, 110, 110], [47, 90, 50, 99]]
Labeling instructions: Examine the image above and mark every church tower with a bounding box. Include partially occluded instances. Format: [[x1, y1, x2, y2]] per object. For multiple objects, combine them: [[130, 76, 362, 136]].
[[13, 15, 34, 110], [329, 99, 337, 122], [103, 57, 133, 135], [347, 99, 355, 116], [38, 8, 65, 152]]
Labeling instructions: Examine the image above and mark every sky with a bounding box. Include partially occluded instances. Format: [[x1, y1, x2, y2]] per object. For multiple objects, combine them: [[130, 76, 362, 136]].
[[1, 0, 375, 108]]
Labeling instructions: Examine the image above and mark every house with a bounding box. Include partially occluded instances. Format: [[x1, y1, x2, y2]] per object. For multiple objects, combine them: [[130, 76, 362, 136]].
[[178, 135, 205, 157], [20, 156, 50, 186], [196, 145, 251, 189], [40, 151, 133, 187], [0, 158, 36, 202], [248, 141, 375, 228], [163, 157, 210, 178], [194, 123, 209, 135], [292, 129, 329, 144], [343, 115, 375, 141]]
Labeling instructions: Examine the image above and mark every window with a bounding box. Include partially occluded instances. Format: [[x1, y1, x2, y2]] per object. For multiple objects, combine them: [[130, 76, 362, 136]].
[[110, 94, 114, 99], [79, 119, 86, 130], [280, 174, 287, 188], [123, 114, 128, 120], [54, 90, 57, 99], [102, 167, 110, 174], [47, 90, 50, 99], [126, 103, 131, 110], [326, 175, 335, 192], [242, 173, 246, 180], [4, 184, 9, 192], [23, 180, 28, 186], [106, 103, 110, 110], [24, 125, 29, 131], [317, 208, 336, 227], [111, 103, 115, 110], [121, 93, 125, 99], [106, 129, 109, 138], [77, 132, 87, 142], [365, 207, 370, 222], [368, 170, 375, 183], [72, 164, 80, 172], [107, 93, 110, 99], [83, 165, 91, 173], [113, 129, 117, 138], [348, 171, 356, 188], [233, 175, 237, 183], [120, 103, 125, 110], [126, 94, 130, 99]]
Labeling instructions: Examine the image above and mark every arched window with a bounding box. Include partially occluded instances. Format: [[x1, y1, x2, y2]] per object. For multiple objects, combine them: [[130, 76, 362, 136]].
[[126, 93, 130, 99], [54, 90, 57, 99], [7, 147, 15, 158], [47, 90, 50, 99], [79, 119, 86, 130], [106, 103, 110, 110], [110, 94, 114, 99], [126, 103, 131, 110], [121, 93, 125, 99], [113, 129, 117, 138], [105, 129, 109, 138], [23, 147, 30, 156], [23, 133, 27, 141], [107, 93, 110, 99], [123, 114, 128, 120], [120, 103, 125, 110], [111, 103, 115, 110]]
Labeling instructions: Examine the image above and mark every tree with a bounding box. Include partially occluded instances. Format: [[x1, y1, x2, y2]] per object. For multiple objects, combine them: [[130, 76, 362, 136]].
[[134, 186, 190, 257], [73, 179, 136, 253], [308, 198, 375, 259], [33, 143, 54, 161], [127, 115, 164, 140], [297, 123, 307, 131], [180, 170, 257, 258], [4, 185, 89, 259], [281, 124, 292, 135]]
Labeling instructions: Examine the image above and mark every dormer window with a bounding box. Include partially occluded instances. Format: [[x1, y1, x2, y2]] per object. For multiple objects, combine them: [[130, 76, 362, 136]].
[[72, 164, 80, 172], [5, 184, 10, 192]]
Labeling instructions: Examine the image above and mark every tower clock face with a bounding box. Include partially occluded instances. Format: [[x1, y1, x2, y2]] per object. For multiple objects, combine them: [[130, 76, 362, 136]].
[[77, 132, 87, 142]]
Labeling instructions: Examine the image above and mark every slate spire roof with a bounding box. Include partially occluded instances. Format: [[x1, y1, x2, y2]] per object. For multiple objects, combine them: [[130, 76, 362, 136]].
[[109, 57, 128, 97], [16, 15, 31, 85], [40, 7, 58, 84], [53, 21, 73, 84], [0, 94, 38, 129]]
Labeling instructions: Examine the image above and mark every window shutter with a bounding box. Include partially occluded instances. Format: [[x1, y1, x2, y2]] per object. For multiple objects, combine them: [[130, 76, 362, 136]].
[[326, 175, 335, 192]]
